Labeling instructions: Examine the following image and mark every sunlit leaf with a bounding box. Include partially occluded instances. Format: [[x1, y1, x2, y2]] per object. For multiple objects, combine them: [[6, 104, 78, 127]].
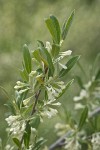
[[45, 15, 60, 44], [38, 40, 55, 76], [59, 55, 80, 77], [23, 44, 32, 74], [57, 79, 74, 98], [62, 10, 75, 40], [24, 122, 31, 148], [51, 44, 60, 58], [13, 138, 21, 148], [78, 106, 88, 131]]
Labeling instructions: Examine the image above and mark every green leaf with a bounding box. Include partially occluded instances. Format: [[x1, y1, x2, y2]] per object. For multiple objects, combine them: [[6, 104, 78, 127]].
[[78, 106, 88, 131], [45, 15, 61, 44], [50, 15, 61, 43], [62, 10, 75, 40], [15, 88, 29, 109], [24, 122, 31, 148], [59, 55, 80, 77], [44, 48, 55, 76], [32, 49, 42, 62], [0, 86, 11, 100], [38, 40, 55, 76], [57, 79, 74, 98], [30, 116, 40, 129], [75, 76, 84, 89], [23, 44, 32, 74], [51, 44, 60, 58], [92, 53, 100, 77], [4, 103, 16, 115], [20, 69, 29, 81], [95, 69, 100, 80], [13, 138, 21, 148], [34, 138, 46, 150]]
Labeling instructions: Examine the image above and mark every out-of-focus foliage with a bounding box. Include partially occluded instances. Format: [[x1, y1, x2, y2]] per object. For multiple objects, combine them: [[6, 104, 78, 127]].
[[0, 0, 100, 146]]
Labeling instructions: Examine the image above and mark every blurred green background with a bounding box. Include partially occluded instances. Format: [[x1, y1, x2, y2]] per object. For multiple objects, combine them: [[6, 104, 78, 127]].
[[0, 0, 100, 147]]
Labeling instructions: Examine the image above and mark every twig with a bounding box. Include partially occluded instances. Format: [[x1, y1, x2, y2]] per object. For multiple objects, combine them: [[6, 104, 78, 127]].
[[49, 131, 71, 150], [18, 89, 41, 150], [89, 107, 100, 118], [18, 68, 48, 149], [31, 89, 41, 115]]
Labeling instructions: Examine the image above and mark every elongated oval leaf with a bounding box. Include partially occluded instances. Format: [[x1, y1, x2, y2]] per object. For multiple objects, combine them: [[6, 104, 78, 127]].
[[59, 55, 80, 77], [23, 44, 32, 74], [95, 69, 100, 80], [78, 106, 88, 131], [62, 10, 75, 40], [30, 116, 40, 129], [38, 40, 55, 76], [13, 138, 21, 148], [57, 79, 74, 99], [44, 48, 55, 76], [45, 15, 61, 44], [4, 103, 16, 115], [50, 15, 61, 44], [34, 138, 46, 150], [24, 122, 31, 148], [32, 49, 42, 62], [75, 76, 84, 89], [51, 44, 60, 58], [20, 68, 29, 81]]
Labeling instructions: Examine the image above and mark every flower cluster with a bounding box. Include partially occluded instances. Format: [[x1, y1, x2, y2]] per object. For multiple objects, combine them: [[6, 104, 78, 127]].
[[5, 115, 26, 139], [73, 76, 100, 111], [91, 132, 100, 150]]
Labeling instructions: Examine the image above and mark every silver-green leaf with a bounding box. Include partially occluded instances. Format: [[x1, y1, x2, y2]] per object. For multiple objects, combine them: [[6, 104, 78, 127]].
[[62, 10, 75, 40], [59, 55, 80, 77], [23, 44, 32, 74]]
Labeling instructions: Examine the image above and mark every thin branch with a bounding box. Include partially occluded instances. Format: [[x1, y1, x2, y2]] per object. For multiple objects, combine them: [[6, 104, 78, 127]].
[[18, 89, 41, 150], [31, 89, 41, 115], [89, 107, 100, 118], [18, 68, 48, 149], [49, 131, 71, 150]]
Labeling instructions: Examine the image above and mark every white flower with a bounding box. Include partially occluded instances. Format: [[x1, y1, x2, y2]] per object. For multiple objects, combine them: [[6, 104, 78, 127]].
[[73, 96, 82, 101], [80, 89, 88, 98], [45, 41, 52, 52], [5, 144, 14, 150], [41, 108, 58, 118], [54, 50, 72, 64], [60, 40, 64, 46], [46, 86, 56, 100], [51, 102, 61, 106], [46, 81, 66, 103], [84, 81, 92, 89], [5, 115, 26, 138], [73, 89, 88, 102], [59, 62, 67, 69], [55, 123, 71, 136], [64, 138, 81, 150], [53, 56, 64, 63], [56, 81, 66, 90], [59, 50, 72, 56], [5, 115, 20, 126], [14, 81, 27, 90], [26, 145, 33, 150], [91, 132, 100, 150], [29, 71, 37, 76], [31, 127, 37, 133], [74, 103, 85, 110]]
